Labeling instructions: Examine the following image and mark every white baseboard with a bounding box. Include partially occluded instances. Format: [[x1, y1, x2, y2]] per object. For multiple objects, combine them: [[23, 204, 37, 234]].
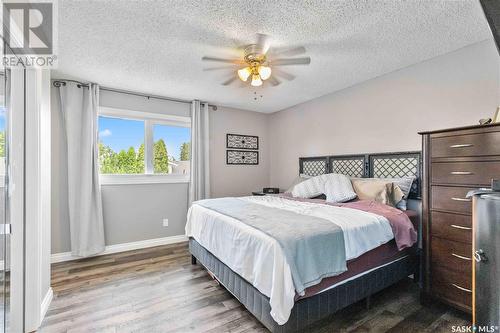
[[40, 287, 53, 323], [51, 235, 188, 264]]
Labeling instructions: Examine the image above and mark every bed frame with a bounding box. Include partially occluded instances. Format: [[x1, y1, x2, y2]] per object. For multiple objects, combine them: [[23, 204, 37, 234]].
[[190, 151, 422, 332]]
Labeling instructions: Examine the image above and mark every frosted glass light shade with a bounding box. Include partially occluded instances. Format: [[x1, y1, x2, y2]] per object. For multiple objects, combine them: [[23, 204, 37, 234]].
[[251, 74, 263, 86], [237, 67, 252, 81], [258, 66, 271, 80]]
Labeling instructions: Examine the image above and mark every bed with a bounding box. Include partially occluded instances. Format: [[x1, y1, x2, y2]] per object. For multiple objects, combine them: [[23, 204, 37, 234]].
[[187, 152, 421, 333]]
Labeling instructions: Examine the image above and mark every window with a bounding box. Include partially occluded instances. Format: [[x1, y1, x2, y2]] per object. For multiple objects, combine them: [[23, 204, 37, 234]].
[[153, 124, 191, 175], [98, 107, 191, 184], [98, 116, 145, 174]]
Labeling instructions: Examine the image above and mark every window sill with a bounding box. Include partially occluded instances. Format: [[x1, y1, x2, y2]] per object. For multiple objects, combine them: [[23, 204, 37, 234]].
[[100, 174, 190, 185]]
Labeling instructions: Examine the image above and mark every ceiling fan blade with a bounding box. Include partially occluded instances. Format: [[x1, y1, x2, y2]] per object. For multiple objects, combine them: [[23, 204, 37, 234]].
[[236, 80, 248, 88], [271, 46, 306, 57], [221, 76, 238, 86], [272, 57, 311, 66], [267, 76, 281, 86], [202, 56, 241, 64], [272, 68, 295, 81], [203, 65, 238, 71], [256, 33, 271, 54]]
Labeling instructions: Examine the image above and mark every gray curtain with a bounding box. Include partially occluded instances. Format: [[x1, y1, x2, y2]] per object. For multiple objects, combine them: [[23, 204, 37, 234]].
[[189, 100, 210, 206], [58, 82, 105, 257]]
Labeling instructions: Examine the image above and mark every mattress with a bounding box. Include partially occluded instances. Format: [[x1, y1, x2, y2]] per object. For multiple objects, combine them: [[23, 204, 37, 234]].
[[301, 239, 413, 298]]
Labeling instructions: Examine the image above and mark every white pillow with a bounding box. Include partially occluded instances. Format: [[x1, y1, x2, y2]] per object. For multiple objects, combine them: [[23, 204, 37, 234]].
[[324, 174, 357, 203], [291, 174, 329, 198]]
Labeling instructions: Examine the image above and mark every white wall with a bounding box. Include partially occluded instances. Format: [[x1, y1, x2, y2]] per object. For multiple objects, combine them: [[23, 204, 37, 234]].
[[210, 106, 270, 198], [269, 39, 500, 188]]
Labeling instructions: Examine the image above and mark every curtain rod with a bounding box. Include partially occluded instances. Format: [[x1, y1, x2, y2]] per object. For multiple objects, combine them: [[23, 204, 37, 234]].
[[52, 79, 217, 111]]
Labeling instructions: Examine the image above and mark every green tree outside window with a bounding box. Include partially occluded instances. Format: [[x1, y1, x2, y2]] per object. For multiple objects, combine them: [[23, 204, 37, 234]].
[[180, 142, 190, 161], [98, 139, 189, 174]]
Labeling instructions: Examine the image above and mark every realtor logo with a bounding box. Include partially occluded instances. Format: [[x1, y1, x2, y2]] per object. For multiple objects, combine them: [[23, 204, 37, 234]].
[[2, 0, 57, 67]]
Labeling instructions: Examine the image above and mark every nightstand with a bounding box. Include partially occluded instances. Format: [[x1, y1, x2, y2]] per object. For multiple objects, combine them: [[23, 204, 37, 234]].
[[252, 191, 283, 196]]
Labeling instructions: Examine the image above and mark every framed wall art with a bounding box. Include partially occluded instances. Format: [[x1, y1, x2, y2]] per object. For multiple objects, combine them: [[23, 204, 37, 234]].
[[226, 133, 259, 150], [226, 150, 259, 165]]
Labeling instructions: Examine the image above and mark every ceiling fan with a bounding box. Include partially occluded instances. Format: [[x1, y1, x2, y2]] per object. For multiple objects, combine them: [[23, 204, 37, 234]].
[[202, 34, 311, 87]]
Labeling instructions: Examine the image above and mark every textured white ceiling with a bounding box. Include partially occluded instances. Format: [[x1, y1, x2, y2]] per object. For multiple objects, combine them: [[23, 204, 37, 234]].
[[54, 0, 492, 113]]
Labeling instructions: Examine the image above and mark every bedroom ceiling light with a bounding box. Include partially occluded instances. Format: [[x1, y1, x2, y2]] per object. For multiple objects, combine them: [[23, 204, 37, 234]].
[[251, 74, 263, 87], [239, 63, 271, 86], [237, 67, 252, 81], [202, 33, 311, 87], [258, 66, 272, 80]]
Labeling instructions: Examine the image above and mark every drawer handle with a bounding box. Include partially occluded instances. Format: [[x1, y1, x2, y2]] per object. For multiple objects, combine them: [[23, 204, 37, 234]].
[[450, 224, 472, 231], [451, 197, 471, 202], [450, 144, 473, 148], [452, 283, 472, 293], [451, 253, 472, 261], [450, 171, 473, 175]]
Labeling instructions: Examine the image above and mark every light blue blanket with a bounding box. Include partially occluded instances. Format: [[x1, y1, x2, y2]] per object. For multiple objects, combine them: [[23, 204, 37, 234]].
[[196, 198, 347, 295]]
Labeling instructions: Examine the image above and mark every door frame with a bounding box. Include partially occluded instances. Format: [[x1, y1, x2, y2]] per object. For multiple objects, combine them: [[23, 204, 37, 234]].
[[7, 68, 26, 333]]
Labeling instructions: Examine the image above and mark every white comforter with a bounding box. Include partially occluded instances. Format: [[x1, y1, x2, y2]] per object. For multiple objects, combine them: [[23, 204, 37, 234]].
[[185, 196, 394, 325]]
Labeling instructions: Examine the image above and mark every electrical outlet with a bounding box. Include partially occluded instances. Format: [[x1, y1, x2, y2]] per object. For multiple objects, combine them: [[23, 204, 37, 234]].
[[162, 218, 169, 227]]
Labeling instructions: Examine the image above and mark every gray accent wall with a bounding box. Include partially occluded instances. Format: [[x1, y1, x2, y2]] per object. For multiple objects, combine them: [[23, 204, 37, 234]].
[[100, 183, 188, 246]]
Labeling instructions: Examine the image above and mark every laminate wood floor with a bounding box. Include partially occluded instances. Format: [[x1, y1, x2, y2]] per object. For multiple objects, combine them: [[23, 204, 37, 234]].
[[39, 242, 470, 333]]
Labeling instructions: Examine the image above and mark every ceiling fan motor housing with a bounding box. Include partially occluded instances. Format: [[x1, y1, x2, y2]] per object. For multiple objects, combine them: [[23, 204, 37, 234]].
[[244, 44, 267, 65]]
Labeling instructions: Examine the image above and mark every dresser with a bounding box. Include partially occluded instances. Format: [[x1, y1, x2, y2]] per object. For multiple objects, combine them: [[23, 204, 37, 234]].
[[419, 123, 500, 313]]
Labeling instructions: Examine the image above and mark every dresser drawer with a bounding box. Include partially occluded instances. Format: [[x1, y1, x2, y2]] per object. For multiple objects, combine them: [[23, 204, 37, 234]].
[[432, 161, 500, 186], [431, 237, 472, 273], [431, 131, 500, 158], [431, 186, 474, 214], [431, 211, 472, 243], [432, 266, 472, 311]]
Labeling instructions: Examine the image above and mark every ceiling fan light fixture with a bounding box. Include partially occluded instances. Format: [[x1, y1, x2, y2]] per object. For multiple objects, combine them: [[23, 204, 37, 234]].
[[258, 66, 271, 80], [237, 67, 252, 81], [251, 74, 263, 87], [202, 34, 309, 87]]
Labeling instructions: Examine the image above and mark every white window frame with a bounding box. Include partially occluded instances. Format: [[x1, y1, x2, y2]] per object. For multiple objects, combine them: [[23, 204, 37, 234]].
[[98, 106, 191, 185]]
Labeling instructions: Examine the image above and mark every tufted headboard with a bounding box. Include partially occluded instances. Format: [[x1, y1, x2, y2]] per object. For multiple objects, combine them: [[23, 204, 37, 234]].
[[299, 151, 422, 199]]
